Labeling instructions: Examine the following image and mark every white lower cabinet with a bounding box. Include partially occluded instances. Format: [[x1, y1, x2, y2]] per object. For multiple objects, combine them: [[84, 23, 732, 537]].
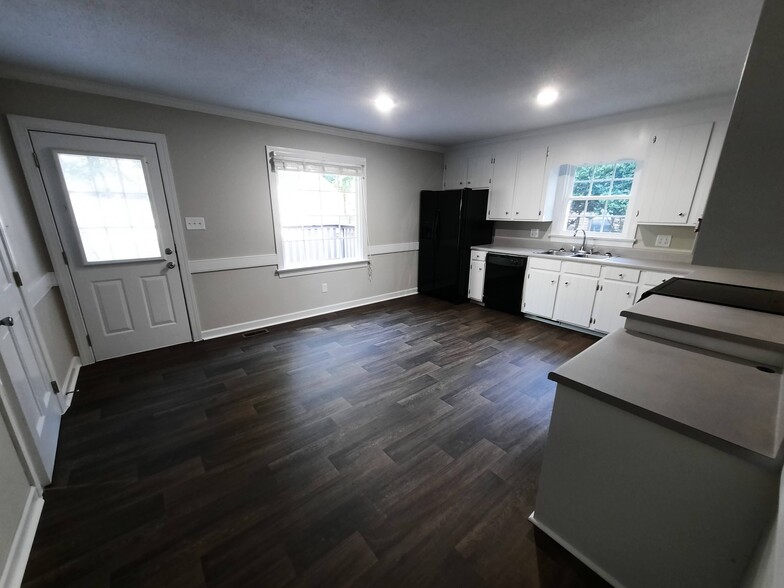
[[592, 281, 638, 333], [522, 268, 560, 318], [636, 271, 683, 302], [468, 260, 486, 302], [591, 266, 640, 333], [553, 273, 599, 328]]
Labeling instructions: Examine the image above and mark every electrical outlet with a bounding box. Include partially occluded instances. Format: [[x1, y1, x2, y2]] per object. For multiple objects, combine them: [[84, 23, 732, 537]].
[[185, 217, 206, 230], [321, 283, 328, 293], [530, 229, 540, 238], [655, 234, 672, 247]]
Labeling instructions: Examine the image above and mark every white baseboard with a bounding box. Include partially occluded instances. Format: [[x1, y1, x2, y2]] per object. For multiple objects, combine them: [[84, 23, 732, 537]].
[[0, 488, 43, 588], [201, 288, 418, 340], [528, 511, 624, 588], [61, 356, 82, 411]]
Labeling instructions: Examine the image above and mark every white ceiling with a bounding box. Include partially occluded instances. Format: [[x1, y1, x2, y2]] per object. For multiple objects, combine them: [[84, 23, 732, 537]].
[[0, 0, 763, 147]]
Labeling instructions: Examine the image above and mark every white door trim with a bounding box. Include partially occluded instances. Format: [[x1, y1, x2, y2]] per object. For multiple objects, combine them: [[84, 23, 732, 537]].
[[7, 116, 202, 364]]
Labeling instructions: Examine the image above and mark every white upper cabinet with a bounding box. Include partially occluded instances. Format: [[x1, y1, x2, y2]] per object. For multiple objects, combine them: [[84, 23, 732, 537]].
[[487, 147, 518, 219], [486, 144, 550, 221], [513, 145, 550, 221], [443, 153, 467, 189], [466, 155, 493, 189], [637, 121, 714, 225]]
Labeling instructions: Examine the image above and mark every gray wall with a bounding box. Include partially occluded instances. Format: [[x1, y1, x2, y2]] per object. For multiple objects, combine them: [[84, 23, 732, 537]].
[[0, 78, 444, 334], [692, 0, 783, 273]]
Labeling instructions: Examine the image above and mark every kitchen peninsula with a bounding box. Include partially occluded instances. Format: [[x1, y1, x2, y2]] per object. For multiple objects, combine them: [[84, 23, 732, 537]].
[[530, 268, 784, 588]]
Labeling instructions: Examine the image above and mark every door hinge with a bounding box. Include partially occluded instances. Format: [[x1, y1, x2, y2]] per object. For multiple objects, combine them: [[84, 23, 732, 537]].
[[596, 284, 600, 291], [12, 271, 23, 288], [32, 151, 40, 168], [62, 250, 69, 265], [50, 380, 60, 394], [546, 147, 550, 157], [86, 334, 92, 347], [695, 217, 703, 233], [652, 135, 657, 144]]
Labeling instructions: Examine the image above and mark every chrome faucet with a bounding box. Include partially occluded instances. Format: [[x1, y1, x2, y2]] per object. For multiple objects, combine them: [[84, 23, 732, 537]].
[[573, 228, 587, 253]]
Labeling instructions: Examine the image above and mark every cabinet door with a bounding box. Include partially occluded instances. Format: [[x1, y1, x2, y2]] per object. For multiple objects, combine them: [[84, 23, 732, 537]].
[[637, 121, 714, 224], [553, 274, 598, 328], [522, 268, 559, 318], [466, 156, 493, 189], [468, 260, 486, 301], [487, 149, 518, 219], [592, 281, 637, 333], [513, 145, 549, 220], [443, 154, 467, 189]]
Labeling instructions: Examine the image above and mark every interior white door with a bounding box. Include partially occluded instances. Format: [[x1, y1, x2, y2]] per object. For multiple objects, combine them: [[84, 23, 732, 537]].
[[30, 132, 191, 361], [0, 225, 60, 484]]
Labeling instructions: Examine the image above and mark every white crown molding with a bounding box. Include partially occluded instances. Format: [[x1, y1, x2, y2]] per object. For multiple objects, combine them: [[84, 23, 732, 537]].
[[0, 65, 445, 153], [201, 288, 418, 339], [449, 94, 735, 152]]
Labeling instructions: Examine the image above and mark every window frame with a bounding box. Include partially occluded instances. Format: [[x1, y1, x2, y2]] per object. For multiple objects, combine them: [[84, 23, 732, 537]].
[[551, 159, 642, 244], [266, 146, 369, 276]]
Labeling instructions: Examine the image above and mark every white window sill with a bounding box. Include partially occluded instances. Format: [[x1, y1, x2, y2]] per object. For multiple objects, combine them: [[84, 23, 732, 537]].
[[550, 233, 637, 246], [276, 259, 369, 277]]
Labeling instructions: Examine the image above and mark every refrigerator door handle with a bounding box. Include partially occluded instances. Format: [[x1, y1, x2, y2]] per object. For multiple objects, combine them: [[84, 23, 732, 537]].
[[434, 211, 441, 249]]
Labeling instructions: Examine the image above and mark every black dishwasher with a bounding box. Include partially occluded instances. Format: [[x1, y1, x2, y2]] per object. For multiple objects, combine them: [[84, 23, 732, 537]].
[[483, 254, 527, 314]]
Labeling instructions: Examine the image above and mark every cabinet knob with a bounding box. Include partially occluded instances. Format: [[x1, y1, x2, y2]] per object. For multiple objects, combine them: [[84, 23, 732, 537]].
[[515, 211, 520, 215], [505, 211, 509, 215], [467, 181, 471, 185], [564, 281, 569, 286], [619, 273, 623, 278], [626, 292, 631, 296], [678, 212, 685, 217], [550, 280, 555, 284]]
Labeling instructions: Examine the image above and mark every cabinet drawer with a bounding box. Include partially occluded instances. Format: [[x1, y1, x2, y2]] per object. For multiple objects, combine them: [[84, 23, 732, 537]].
[[471, 250, 487, 261], [601, 267, 640, 283], [640, 271, 682, 286], [528, 257, 562, 272], [562, 261, 601, 277]]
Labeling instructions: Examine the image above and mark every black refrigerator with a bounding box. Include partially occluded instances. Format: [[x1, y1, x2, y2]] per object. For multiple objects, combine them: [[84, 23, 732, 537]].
[[418, 189, 494, 303]]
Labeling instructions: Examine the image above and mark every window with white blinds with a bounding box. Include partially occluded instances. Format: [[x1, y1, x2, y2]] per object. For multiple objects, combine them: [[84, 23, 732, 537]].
[[267, 147, 368, 273]]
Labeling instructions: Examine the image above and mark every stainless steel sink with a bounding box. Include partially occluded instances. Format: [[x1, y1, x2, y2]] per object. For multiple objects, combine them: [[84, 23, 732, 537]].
[[537, 250, 577, 257], [571, 252, 612, 259]]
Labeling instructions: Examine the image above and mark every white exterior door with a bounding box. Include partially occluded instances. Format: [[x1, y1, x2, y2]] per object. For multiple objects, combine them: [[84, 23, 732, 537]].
[[30, 132, 191, 361], [0, 226, 60, 484]]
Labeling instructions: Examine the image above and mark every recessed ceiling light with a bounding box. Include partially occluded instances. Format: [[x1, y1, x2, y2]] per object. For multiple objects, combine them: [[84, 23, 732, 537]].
[[536, 87, 559, 106], [374, 93, 396, 113]]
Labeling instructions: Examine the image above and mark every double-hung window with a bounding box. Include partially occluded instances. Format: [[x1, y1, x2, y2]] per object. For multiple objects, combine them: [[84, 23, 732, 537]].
[[267, 147, 368, 274], [564, 160, 638, 237]]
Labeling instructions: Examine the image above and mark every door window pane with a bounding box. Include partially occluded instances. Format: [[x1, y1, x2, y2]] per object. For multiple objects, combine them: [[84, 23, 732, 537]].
[[57, 153, 161, 262]]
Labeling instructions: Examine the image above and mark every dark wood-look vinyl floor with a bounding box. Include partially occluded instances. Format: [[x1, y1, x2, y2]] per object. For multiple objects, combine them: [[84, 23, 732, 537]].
[[23, 295, 609, 588]]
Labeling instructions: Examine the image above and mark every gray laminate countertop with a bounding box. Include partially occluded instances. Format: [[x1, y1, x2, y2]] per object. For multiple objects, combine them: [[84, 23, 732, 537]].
[[549, 328, 784, 464], [471, 244, 695, 274]]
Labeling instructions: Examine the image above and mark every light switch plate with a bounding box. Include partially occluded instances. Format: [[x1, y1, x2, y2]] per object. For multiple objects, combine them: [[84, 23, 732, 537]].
[[530, 229, 540, 238], [185, 217, 206, 230], [655, 234, 672, 247], [321, 283, 328, 293]]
